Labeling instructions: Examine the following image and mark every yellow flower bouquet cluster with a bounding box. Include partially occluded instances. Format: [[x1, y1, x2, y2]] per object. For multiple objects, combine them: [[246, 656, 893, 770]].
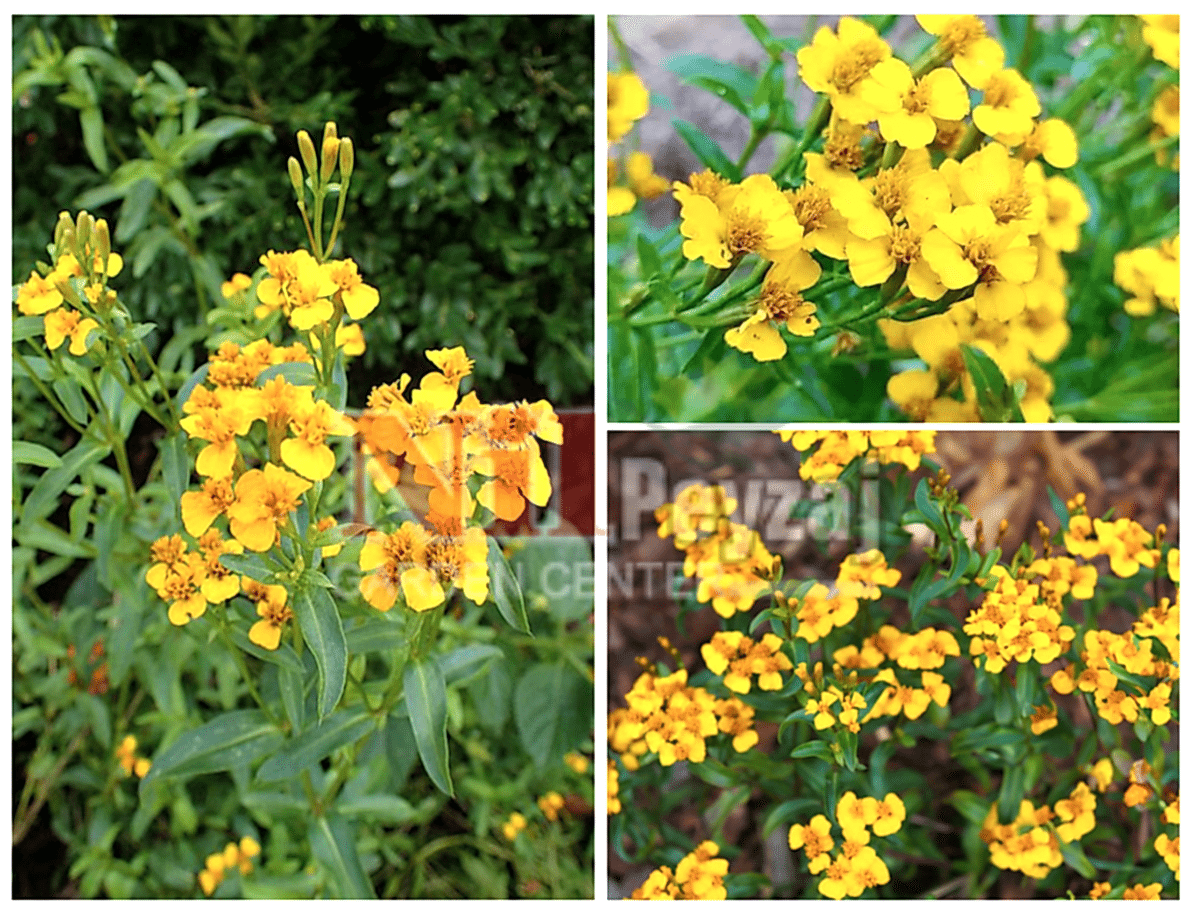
[[608, 15, 1178, 423], [608, 431, 1178, 899]]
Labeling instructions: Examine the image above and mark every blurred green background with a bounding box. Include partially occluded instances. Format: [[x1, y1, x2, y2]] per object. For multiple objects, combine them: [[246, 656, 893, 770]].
[[11, 14, 594, 432]]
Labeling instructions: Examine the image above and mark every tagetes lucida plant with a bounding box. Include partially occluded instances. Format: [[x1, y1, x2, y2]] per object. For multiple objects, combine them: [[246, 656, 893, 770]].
[[609, 431, 1178, 899], [14, 122, 564, 897], [607, 16, 1179, 423]]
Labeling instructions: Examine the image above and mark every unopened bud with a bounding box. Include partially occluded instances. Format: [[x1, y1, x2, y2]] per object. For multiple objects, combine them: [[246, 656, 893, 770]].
[[320, 135, 339, 183], [288, 156, 305, 198], [75, 210, 94, 247], [323, 121, 338, 144], [53, 211, 74, 249], [338, 137, 354, 180], [94, 219, 111, 268], [297, 130, 318, 176]]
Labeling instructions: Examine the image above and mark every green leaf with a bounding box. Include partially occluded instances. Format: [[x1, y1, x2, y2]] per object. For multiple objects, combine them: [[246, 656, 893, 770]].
[[141, 710, 283, 792], [403, 658, 453, 797], [12, 440, 62, 468], [256, 708, 374, 783], [680, 327, 726, 377], [309, 814, 376, 899], [997, 765, 1025, 824], [1057, 837, 1097, 879], [336, 793, 417, 824], [256, 361, 319, 389], [436, 644, 502, 686], [761, 798, 816, 840], [790, 740, 835, 762], [228, 628, 306, 673], [19, 439, 108, 529], [1047, 485, 1070, 529], [486, 535, 529, 634], [218, 552, 278, 584], [1014, 661, 1038, 716], [690, 756, 738, 788], [292, 577, 347, 720], [666, 54, 757, 116], [962, 344, 1025, 422], [672, 118, 739, 181], [513, 661, 591, 768], [16, 519, 96, 558], [12, 316, 46, 344], [79, 105, 109, 173], [52, 376, 90, 426], [741, 15, 783, 56], [635, 232, 663, 279]]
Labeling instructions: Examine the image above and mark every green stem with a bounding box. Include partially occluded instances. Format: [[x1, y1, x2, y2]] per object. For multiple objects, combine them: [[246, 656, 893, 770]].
[[12, 349, 87, 435], [772, 96, 831, 184], [735, 124, 770, 176], [322, 175, 352, 260], [1095, 135, 1178, 180]]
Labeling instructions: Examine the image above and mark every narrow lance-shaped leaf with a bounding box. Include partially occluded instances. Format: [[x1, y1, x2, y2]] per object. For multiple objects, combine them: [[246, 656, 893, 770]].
[[486, 535, 529, 634], [292, 577, 347, 720], [403, 658, 453, 797]]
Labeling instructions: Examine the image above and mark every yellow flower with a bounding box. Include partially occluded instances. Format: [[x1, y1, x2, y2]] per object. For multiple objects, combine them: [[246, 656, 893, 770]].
[[973, 69, 1041, 142], [326, 257, 379, 320], [674, 173, 802, 268], [248, 583, 292, 650], [626, 151, 669, 199], [1123, 883, 1163, 900], [281, 399, 355, 481], [916, 15, 1005, 89], [15, 269, 65, 315], [861, 60, 969, 149], [1140, 15, 1180, 69], [358, 522, 436, 612], [221, 272, 252, 299], [42, 308, 99, 356], [722, 248, 821, 361], [180, 477, 235, 537], [608, 71, 650, 144], [1020, 118, 1079, 169], [921, 204, 1038, 321], [115, 735, 151, 778], [537, 791, 565, 821], [226, 462, 313, 553], [797, 17, 892, 124]]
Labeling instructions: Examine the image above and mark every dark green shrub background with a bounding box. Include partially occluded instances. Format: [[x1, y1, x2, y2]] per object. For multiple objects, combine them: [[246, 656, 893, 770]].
[[12, 14, 594, 413]]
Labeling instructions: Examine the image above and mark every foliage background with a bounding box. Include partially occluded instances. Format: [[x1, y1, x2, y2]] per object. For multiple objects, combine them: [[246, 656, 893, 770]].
[[12, 13, 594, 438]]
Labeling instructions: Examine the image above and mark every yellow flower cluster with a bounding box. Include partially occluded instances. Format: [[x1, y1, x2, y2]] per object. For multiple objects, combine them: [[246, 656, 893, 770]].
[[15, 211, 121, 356], [501, 811, 527, 841], [606, 759, 621, 815], [964, 565, 1076, 673], [654, 484, 779, 618], [1050, 592, 1178, 728], [147, 337, 353, 648], [980, 783, 1097, 878], [629, 840, 729, 900], [198, 836, 260, 896], [608, 668, 758, 768], [114, 735, 151, 779], [537, 791, 565, 822], [787, 791, 906, 899], [784, 16, 1089, 419], [356, 347, 562, 613], [836, 548, 902, 599], [607, 71, 668, 216], [1114, 235, 1179, 317], [778, 429, 936, 482], [700, 630, 791, 693], [255, 247, 378, 331]]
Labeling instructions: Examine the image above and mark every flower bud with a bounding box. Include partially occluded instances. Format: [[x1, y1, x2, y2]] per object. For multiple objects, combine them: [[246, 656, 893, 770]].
[[94, 219, 111, 268], [297, 130, 318, 176], [320, 135, 339, 183], [323, 121, 338, 144], [53, 211, 74, 249], [338, 137, 354, 181], [288, 156, 305, 198], [75, 210, 94, 248]]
